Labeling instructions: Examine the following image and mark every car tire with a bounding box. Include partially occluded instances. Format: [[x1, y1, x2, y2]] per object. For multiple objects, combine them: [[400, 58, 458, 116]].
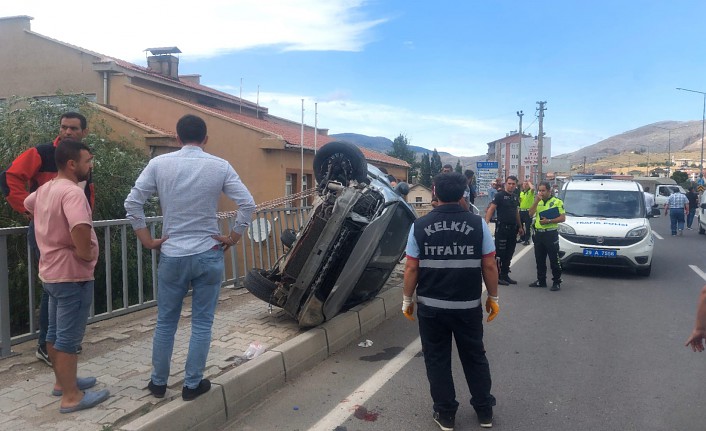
[[699, 224, 705, 235], [244, 269, 279, 304], [281, 229, 297, 248], [636, 265, 651, 277], [313, 141, 368, 186]]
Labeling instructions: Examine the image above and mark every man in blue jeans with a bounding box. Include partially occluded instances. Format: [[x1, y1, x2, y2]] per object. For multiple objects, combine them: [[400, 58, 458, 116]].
[[25, 140, 109, 413], [664, 190, 689, 236], [125, 114, 255, 401]]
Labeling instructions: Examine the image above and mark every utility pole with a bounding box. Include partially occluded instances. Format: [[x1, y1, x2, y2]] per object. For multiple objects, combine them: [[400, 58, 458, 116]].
[[583, 156, 587, 174], [536, 101, 547, 183], [517, 110, 524, 180]]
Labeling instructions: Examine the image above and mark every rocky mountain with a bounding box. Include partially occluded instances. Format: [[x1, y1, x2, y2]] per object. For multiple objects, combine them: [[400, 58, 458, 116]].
[[333, 121, 706, 171], [560, 120, 704, 164], [330, 132, 483, 170]]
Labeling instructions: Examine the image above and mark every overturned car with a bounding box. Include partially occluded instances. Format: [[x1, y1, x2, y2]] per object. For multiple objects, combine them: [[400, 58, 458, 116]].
[[244, 141, 416, 327]]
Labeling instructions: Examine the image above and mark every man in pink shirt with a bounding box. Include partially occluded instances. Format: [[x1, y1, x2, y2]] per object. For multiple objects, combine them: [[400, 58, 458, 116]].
[[24, 140, 109, 413]]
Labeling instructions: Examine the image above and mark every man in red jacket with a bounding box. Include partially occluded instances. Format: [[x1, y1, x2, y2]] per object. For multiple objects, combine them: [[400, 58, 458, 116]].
[[1, 112, 94, 366]]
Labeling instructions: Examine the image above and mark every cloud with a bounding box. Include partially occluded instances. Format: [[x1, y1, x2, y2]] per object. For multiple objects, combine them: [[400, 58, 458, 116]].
[[1, 0, 386, 61], [217, 88, 507, 157]]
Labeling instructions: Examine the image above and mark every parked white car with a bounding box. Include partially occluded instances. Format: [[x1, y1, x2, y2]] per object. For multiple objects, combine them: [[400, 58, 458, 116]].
[[558, 178, 655, 276], [654, 184, 687, 206]]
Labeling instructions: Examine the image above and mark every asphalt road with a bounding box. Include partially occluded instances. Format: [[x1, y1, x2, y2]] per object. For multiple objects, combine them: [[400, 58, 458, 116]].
[[223, 214, 706, 431]]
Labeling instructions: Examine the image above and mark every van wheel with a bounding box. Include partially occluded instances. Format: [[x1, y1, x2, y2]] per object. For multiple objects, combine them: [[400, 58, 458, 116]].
[[699, 224, 705, 235], [636, 265, 651, 277]]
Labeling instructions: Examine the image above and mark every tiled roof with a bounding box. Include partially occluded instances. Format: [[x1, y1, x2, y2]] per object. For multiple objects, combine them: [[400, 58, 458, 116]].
[[111, 59, 259, 110], [195, 104, 409, 167], [25, 30, 408, 168]]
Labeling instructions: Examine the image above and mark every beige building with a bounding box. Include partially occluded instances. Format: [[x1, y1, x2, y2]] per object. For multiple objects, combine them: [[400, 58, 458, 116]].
[[0, 15, 409, 213], [406, 184, 433, 208]]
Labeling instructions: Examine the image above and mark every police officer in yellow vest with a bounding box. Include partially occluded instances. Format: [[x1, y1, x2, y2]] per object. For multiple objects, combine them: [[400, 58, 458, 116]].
[[518, 181, 535, 245], [528, 181, 566, 291]]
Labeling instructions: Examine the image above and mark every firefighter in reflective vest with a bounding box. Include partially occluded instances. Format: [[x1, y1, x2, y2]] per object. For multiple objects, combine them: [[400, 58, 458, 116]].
[[528, 181, 566, 291], [402, 172, 499, 430]]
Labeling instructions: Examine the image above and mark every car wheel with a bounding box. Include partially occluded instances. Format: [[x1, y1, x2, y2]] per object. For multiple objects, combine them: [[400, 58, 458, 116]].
[[700, 224, 705, 235], [281, 229, 297, 248], [313, 141, 368, 186], [244, 269, 279, 304], [636, 265, 651, 277]]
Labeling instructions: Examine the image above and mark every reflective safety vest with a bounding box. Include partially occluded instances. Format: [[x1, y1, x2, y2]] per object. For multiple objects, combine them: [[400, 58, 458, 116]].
[[519, 189, 535, 210], [412, 204, 484, 309], [534, 196, 564, 230]]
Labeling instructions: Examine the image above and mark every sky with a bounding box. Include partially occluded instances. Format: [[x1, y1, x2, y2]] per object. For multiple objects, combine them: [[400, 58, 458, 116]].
[[3, 0, 706, 158]]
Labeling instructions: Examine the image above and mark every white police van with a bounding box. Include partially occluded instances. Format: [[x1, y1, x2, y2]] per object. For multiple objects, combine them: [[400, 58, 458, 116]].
[[558, 177, 655, 276]]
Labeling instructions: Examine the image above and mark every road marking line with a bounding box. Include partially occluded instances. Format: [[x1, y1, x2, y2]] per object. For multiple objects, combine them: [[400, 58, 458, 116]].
[[653, 232, 664, 240], [690, 265, 706, 281], [511, 243, 533, 265], [308, 337, 422, 430]]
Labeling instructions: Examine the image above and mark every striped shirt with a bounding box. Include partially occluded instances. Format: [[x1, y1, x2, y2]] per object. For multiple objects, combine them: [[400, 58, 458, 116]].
[[666, 192, 688, 209]]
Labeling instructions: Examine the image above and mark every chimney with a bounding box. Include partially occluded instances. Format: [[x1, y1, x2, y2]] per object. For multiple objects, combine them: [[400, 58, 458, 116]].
[[145, 47, 182, 80], [179, 74, 201, 85]]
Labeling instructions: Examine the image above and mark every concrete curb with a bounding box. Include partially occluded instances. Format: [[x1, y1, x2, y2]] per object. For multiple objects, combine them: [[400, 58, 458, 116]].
[[119, 285, 403, 431]]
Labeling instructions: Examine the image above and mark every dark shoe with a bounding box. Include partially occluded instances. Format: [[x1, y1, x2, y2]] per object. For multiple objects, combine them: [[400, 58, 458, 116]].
[[59, 389, 110, 413], [476, 407, 493, 428], [550, 282, 561, 291], [433, 411, 455, 431], [36, 345, 52, 367], [522, 241, 530, 245], [501, 275, 517, 285], [76, 345, 83, 354], [148, 380, 167, 398], [497, 278, 509, 286], [182, 379, 211, 401], [529, 280, 547, 288]]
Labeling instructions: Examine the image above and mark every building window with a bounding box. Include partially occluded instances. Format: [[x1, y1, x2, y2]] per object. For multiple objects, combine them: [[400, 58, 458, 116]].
[[415, 197, 423, 203], [285, 173, 294, 207], [301, 174, 309, 206]]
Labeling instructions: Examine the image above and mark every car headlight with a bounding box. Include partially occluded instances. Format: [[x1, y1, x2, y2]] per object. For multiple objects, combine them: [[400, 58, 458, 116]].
[[558, 223, 575, 235], [626, 226, 648, 238]]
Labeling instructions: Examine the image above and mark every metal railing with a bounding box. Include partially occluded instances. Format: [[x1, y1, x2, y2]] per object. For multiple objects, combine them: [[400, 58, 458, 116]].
[[0, 206, 312, 358]]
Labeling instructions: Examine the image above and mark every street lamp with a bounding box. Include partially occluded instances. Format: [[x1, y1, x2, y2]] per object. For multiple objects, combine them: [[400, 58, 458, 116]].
[[676, 87, 706, 184], [654, 124, 688, 178]]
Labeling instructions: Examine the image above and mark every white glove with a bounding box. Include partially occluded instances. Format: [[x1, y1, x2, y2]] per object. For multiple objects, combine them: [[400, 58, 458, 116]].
[[402, 295, 415, 321]]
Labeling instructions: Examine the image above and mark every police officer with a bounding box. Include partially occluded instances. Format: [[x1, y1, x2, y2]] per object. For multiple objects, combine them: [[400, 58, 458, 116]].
[[402, 172, 499, 430], [528, 181, 566, 291], [519, 181, 535, 245], [485, 175, 523, 285]]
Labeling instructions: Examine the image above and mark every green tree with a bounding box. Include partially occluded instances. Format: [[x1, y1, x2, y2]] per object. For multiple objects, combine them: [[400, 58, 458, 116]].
[[431, 149, 442, 174], [386, 133, 418, 180], [419, 153, 432, 188], [671, 170, 689, 185], [0, 94, 156, 335], [455, 159, 462, 173]]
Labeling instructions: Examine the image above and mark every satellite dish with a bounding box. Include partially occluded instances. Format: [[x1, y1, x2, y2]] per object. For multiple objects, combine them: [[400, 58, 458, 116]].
[[247, 218, 271, 243]]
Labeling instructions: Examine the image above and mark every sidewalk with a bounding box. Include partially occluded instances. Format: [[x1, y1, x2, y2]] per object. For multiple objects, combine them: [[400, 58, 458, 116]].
[[0, 264, 405, 431]]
